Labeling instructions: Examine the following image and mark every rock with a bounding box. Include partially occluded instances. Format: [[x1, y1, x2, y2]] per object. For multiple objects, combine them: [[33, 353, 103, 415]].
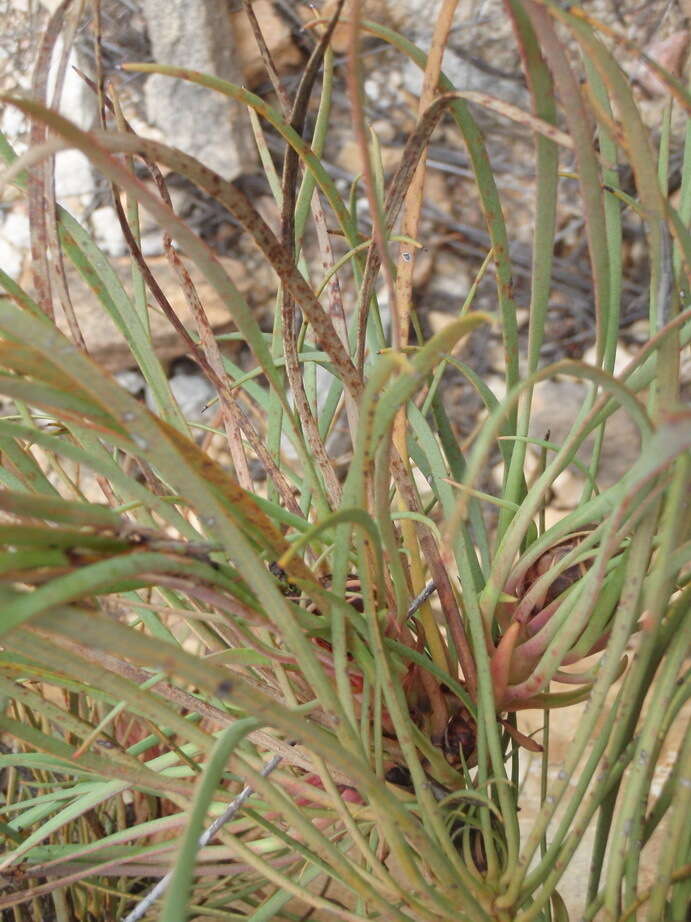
[[91, 206, 128, 258], [1, 104, 28, 143], [2, 210, 30, 251], [426, 251, 472, 304], [54, 148, 95, 200], [484, 373, 507, 403], [48, 45, 97, 130], [230, 0, 303, 87], [335, 137, 401, 177], [146, 363, 215, 422], [582, 343, 634, 378], [141, 0, 255, 180], [518, 685, 690, 919], [136, 181, 195, 237], [371, 118, 397, 145], [411, 246, 434, 289], [36, 252, 277, 371], [0, 198, 31, 283], [139, 231, 165, 257], [530, 379, 641, 488], [403, 49, 526, 109], [633, 30, 690, 97], [254, 195, 281, 236], [681, 346, 691, 387], [114, 368, 146, 398], [550, 468, 583, 511], [352, 0, 527, 111], [427, 310, 458, 336], [333, 138, 361, 177], [0, 235, 24, 279], [315, 0, 427, 43]]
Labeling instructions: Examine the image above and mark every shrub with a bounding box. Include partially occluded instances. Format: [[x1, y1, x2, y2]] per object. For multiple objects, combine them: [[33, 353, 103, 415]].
[[0, 1, 689, 920]]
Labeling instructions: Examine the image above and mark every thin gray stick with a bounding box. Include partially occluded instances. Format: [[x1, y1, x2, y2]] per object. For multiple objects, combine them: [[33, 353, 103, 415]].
[[122, 754, 283, 922], [407, 579, 438, 617]]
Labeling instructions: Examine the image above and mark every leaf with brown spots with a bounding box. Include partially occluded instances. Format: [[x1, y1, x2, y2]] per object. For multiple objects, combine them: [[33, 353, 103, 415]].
[[157, 418, 317, 588]]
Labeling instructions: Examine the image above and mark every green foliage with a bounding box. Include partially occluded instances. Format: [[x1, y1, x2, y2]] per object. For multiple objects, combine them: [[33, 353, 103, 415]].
[[0, 2, 689, 921]]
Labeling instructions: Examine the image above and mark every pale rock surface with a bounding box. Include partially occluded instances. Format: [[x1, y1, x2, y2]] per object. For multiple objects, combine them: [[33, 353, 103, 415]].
[[47, 44, 97, 131], [136, 181, 196, 237], [230, 0, 303, 86], [53, 148, 95, 201], [0, 192, 30, 281], [146, 363, 215, 422], [427, 309, 458, 335], [425, 249, 473, 311], [1, 105, 28, 145], [38, 37, 99, 203], [403, 49, 525, 108], [518, 682, 690, 920], [0, 234, 24, 279], [550, 468, 585, 510], [141, 0, 256, 180], [530, 379, 641, 489], [324, 0, 526, 107], [90, 205, 128, 258], [138, 232, 165, 257], [37, 252, 276, 370], [335, 137, 401, 177], [633, 29, 690, 97], [582, 343, 635, 378], [1, 209, 30, 251], [114, 368, 146, 398]]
